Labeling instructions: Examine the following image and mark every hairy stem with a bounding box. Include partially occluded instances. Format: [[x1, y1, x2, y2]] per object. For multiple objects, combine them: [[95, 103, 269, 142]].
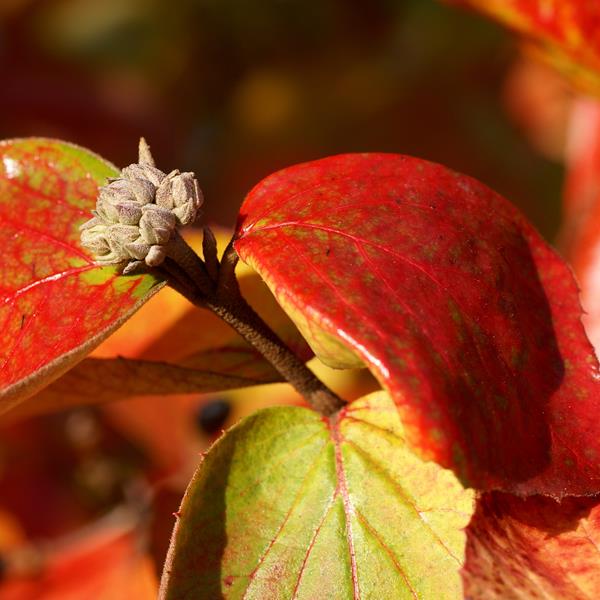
[[209, 294, 344, 416], [165, 231, 215, 295], [164, 232, 345, 416]]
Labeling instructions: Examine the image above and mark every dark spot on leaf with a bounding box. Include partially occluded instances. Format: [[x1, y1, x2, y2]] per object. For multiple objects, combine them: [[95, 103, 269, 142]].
[[196, 398, 231, 434]]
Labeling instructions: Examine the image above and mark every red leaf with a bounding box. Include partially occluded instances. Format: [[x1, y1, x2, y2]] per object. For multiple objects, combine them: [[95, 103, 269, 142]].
[[0, 514, 158, 599], [561, 99, 600, 351], [0, 139, 163, 413], [234, 153, 600, 495], [450, 0, 600, 93], [463, 492, 600, 598]]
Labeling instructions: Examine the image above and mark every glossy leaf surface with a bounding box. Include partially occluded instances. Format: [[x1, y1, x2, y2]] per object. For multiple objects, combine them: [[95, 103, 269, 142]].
[[463, 492, 600, 599], [235, 153, 600, 495], [450, 0, 600, 94], [160, 391, 473, 599], [0, 139, 163, 413]]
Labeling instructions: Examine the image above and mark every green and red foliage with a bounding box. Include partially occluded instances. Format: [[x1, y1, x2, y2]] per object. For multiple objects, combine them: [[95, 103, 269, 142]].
[[5, 1, 600, 598]]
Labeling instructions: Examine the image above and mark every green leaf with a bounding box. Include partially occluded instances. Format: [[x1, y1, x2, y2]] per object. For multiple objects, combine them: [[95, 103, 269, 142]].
[[160, 391, 474, 599]]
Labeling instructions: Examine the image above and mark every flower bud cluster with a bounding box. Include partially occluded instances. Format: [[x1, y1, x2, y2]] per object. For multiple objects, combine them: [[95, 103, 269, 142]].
[[80, 140, 203, 273]]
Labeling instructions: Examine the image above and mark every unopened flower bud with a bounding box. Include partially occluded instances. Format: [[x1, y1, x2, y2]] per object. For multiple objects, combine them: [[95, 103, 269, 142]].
[[115, 202, 143, 226], [125, 241, 152, 261], [126, 178, 156, 205], [80, 137, 204, 272], [146, 244, 167, 266], [80, 223, 111, 257], [121, 163, 166, 187], [155, 170, 203, 226], [139, 205, 176, 245], [107, 224, 141, 252]]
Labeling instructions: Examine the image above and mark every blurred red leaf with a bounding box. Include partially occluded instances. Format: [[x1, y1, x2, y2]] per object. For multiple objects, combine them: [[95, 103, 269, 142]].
[[235, 153, 600, 495], [0, 512, 157, 600], [0, 139, 164, 414], [561, 99, 600, 351], [502, 55, 572, 160], [450, 0, 600, 93], [463, 492, 600, 599]]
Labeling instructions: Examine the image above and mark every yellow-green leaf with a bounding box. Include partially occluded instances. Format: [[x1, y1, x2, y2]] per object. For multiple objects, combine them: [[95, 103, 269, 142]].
[[160, 391, 474, 599]]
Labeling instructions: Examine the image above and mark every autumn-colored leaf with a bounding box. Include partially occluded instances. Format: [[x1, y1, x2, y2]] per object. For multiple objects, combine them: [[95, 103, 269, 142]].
[[160, 391, 473, 599], [0, 138, 164, 413], [463, 491, 600, 599], [561, 99, 600, 352], [0, 143, 310, 420], [234, 153, 600, 496], [449, 0, 600, 94], [7, 356, 280, 421]]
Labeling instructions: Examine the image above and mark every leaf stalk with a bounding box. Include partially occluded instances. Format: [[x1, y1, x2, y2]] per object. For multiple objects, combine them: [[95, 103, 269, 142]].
[[160, 231, 345, 416]]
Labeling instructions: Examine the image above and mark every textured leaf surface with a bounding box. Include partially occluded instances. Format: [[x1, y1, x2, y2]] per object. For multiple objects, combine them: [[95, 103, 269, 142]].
[[463, 492, 600, 599], [160, 391, 473, 600], [450, 0, 600, 94], [235, 153, 600, 495], [0, 138, 163, 413]]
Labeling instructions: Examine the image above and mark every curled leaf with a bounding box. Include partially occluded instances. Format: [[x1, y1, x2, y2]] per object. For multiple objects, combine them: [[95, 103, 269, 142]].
[[463, 492, 600, 599], [235, 153, 600, 496]]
